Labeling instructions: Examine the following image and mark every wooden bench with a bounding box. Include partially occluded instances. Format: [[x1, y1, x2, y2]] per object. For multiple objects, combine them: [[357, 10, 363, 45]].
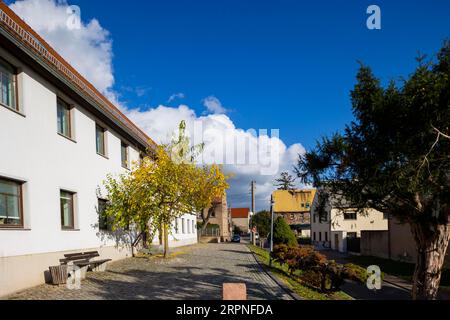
[[60, 251, 111, 273]]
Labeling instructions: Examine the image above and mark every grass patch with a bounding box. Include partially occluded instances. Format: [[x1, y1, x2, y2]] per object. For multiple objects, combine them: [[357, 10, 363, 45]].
[[248, 245, 353, 300]]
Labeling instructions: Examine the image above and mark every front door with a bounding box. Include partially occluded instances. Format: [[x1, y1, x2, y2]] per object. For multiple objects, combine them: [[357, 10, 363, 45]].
[[334, 234, 339, 251]]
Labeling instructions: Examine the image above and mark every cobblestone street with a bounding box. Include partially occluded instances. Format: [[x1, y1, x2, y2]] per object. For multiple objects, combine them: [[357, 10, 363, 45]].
[[6, 243, 293, 300]]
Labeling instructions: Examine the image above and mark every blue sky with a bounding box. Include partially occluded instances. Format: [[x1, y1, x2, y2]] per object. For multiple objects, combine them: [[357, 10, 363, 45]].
[[6, 0, 450, 210], [54, 0, 450, 149]]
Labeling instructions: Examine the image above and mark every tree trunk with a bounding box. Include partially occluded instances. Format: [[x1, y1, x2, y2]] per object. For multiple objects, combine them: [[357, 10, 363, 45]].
[[142, 228, 148, 249], [163, 223, 170, 258], [410, 221, 450, 300], [200, 206, 216, 233]]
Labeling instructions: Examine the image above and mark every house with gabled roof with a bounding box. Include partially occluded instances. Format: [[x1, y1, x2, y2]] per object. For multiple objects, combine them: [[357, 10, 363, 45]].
[[230, 208, 251, 234], [0, 2, 197, 297]]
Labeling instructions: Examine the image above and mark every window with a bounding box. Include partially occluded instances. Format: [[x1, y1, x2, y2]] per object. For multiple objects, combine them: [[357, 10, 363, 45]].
[[96, 124, 106, 156], [0, 59, 17, 111], [0, 178, 23, 227], [98, 198, 111, 231], [344, 210, 357, 220], [121, 142, 129, 168], [313, 232, 316, 241], [175, 219, 179, 234], [325, 232, 328, 242], [313, 214, 316, 223], [57, 99, 71, 138], [187, 219, 191, 233], [181, 218, 185, 234], [192, 220, 195, 233], [60, 191, 75, 229], [319, 232, 322, 241]]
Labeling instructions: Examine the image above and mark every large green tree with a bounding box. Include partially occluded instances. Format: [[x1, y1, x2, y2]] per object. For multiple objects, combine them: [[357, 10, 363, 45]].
[[273, 217, 298, 247], [295, 42, 450, 300], [251, 210, 271, 237]]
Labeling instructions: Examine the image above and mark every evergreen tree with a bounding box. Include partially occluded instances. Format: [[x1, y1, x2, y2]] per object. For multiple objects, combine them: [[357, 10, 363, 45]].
[[295, 42, 450, 299]]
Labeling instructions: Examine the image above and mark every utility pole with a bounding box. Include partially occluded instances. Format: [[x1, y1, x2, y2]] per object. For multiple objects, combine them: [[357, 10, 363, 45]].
[[251, 181, 256, 214], [269, 195, 275, 267], [251, 181, 256, 245]]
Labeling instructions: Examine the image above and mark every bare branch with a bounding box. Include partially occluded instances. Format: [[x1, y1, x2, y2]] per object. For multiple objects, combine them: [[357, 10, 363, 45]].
[[417, 126, 449, 177]]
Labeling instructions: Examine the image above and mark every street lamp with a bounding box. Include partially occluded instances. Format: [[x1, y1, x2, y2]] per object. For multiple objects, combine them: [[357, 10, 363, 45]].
[[269, 195, 275, 267]]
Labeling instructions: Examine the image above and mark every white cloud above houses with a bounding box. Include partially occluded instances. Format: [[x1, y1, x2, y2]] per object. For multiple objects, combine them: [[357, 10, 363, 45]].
[[203, 96, 227, 114], [9, 0, 307, 210]]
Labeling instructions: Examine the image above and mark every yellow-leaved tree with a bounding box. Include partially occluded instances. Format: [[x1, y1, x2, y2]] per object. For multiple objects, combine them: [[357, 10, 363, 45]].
[[102, 121, 230, 258]]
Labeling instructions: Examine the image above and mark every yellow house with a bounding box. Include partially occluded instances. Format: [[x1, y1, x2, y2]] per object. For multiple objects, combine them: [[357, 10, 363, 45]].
[[272, 189, 317, 237]]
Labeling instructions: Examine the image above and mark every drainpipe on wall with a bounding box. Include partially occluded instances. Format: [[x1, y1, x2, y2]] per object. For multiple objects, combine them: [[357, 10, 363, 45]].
[[387, 214, 392, 259]]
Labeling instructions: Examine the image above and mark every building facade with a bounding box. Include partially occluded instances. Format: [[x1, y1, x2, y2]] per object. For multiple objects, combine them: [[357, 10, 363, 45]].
[[199, 195, 231, 241], [230, 208, 250, 234], [272, 189, 316, 238], [0, 3, 196, 297], [360, 217, 450, 267], [310, 190, 388, 253]]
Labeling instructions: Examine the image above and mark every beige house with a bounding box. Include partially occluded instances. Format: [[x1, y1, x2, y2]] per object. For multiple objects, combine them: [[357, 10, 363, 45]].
[[230, 208, 251, 234], [310, 191, 388, 253], [361, 217, 450, 267], [198, 195, 231, 241]]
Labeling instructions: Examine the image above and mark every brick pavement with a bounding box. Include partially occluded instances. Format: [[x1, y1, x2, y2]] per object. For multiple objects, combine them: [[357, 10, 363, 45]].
[[5, 243, 292, 300]]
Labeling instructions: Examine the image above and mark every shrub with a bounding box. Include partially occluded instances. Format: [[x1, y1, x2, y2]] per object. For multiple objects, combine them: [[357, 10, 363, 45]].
[[343, 263, 369, 284], [272, 244, 361, 292], [273, 217, 298, 246]]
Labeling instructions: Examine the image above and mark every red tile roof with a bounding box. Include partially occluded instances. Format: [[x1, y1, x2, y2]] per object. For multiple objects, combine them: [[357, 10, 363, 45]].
[[231, 208, 250, 219], [0, 1, 156, 148]]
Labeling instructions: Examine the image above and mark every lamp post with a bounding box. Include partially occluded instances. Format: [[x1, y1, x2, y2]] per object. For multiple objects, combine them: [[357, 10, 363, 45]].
[[269, 195, 275, 267]]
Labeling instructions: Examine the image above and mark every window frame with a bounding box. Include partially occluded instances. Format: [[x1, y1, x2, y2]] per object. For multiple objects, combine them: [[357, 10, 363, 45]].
[[343, 210, 357, 220], [121, 142, 129, 169], [60, 190, 75, 230], [98, 198, 111, 231], [0, 57, 19, 112], [182, 218, 185, 234], [0, 177, 24, 229], [56, 98, 72, 139], [95, 124, 107, 157]]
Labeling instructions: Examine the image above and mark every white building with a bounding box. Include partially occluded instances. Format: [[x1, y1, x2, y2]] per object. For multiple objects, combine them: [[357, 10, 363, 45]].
[[0, 4, 196, 297], [310, 190, 388, 253]]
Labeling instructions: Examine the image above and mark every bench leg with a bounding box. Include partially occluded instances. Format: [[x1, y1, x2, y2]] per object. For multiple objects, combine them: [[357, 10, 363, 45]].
[[91, 262, 108, 272]]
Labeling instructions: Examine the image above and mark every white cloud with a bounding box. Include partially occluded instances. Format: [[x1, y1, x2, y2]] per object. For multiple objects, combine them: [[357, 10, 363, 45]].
[[125, 104, 306, 210], [168, 93, 185, 103], [203, 96, 227, 114], [10, 0, 115, 95], [10, 0, 307, 211]]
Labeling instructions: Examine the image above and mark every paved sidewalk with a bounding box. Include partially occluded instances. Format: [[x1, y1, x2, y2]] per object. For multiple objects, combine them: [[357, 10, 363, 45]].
[[6, 243, 292, 300]]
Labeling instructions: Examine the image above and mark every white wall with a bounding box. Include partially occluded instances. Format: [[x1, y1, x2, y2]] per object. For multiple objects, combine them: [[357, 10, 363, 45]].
[[0, 46, 144, 258], [151, 214, 198, 248], [310, 191, 388, 252]]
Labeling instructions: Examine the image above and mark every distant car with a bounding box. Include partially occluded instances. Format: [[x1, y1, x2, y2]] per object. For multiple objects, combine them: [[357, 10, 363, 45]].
[[232, 234, 241, 243]]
